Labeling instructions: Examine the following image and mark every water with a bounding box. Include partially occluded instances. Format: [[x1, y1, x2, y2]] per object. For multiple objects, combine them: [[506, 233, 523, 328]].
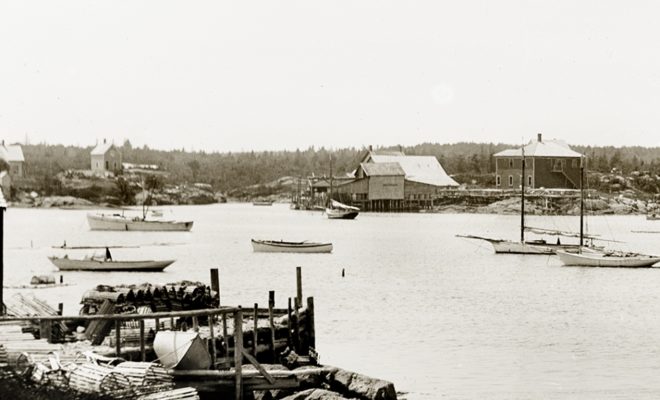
[[4, 204, 660, 399]]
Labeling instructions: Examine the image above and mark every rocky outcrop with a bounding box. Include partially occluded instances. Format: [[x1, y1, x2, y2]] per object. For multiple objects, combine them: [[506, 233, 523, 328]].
[[326, 368, 397, 400], [280, 388, 356, 400]]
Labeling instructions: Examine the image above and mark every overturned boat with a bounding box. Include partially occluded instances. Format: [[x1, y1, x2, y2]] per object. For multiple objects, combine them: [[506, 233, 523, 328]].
[[251, 239, 333, 253], [87, 213, 193, 232], [48, 256, 175, 271]]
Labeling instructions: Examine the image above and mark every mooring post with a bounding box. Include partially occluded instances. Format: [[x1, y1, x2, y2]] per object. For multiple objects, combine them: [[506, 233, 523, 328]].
[[60, 275, 63, 284], [139, 320, 146, 361], [287, 297, 292, 348], [57, 303, 63, 316], [253, 303, 258, 357], [296, 266, 303, 308], [115, 320, 121, 357], [209, 313, 217, 368], [268, 291, 275, 361], [234, 307, 244, 400], [210, 268, 220, 306], [293, 297, 300, 353], [307, 296, 316, 350]]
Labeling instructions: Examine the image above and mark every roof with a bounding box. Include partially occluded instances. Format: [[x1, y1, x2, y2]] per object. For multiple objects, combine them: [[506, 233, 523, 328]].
[[494, 139, 583, 158], [91, 141, 115, 155], [0, 144, 24, 162], [368, 155, 459, 187], [359, 162, 405, 176]]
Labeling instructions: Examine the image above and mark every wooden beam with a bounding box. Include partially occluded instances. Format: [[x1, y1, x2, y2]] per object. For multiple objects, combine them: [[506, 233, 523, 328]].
[[0, 306, 240, 322], [296, 267, 303, 307], [268, 291, 275, 361], [241, 349, 276, 385], [139, 320, 145, 361], [234, 308, 243, 400]]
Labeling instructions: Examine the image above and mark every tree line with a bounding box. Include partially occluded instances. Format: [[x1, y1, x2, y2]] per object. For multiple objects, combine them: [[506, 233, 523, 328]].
[[16, 140, 660, 194]]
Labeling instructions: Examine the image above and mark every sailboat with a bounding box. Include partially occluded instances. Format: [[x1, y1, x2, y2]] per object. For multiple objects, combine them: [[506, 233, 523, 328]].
[[459, 146, 582, 254], [325, 155, 360, 220], [556, 159, 660, 267]]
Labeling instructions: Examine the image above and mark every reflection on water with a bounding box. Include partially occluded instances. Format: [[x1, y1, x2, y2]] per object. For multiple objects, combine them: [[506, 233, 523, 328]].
[[5, 204, 660, 399]]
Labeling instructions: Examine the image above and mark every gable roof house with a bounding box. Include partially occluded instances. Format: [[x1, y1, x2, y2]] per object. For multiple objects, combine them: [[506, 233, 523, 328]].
[[493, 133, 584, 189], [91, 139, 122, 175], [0, 141, 25, 178]]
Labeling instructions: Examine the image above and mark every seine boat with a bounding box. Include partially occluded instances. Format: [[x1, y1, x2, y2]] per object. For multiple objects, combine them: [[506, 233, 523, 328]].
[[48, 256, 175, 271], [251, 239, 333, 253], [325, 200, 360, 220], [556, 250, 660, 268], [153, 331, 212, 370], [87, 213, 193, 231]]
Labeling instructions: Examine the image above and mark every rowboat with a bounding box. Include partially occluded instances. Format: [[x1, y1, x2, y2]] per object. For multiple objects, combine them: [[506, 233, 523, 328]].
[[556, 250, 660, 268], [252, 200, 274, 206], [48, 256, 175, 271], [251, 239, 333, 253], [87, 213, 193, 231]]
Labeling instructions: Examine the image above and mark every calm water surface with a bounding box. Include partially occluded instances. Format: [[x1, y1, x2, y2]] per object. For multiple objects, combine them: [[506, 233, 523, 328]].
[[4, 204, 660, 399]]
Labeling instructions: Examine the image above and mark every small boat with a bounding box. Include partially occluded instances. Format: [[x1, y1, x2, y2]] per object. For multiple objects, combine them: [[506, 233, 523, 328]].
[[326, 200, 360, 220], [87, 213, 193, 232], [251, 239, 333, 253], [556, 250, 660, 268], [252, 200, 274, 206], [48, 256, 175, 271], [153, 331, 212, 370]]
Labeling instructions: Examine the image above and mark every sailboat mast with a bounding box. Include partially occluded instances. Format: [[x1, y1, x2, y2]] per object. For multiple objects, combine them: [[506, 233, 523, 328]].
[[521, 146, 525, 243], [329, 154, 334, 203], [579, 156, 584, 247]]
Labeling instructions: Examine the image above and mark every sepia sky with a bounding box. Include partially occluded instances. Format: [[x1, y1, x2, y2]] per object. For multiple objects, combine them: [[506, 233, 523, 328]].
[[1, 1, 660, 152]]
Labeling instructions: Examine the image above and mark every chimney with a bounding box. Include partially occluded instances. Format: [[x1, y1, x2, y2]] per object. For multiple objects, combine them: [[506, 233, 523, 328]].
[[369, 145, 373, 151], [537, 133, 542, 142]]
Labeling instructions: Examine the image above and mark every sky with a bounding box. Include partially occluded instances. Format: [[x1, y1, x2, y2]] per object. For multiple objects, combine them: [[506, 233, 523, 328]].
[[1, 1, 660, 152]]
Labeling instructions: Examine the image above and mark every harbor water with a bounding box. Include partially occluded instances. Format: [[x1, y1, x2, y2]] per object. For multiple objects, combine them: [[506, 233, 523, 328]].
[[4, 203, 660, 399]]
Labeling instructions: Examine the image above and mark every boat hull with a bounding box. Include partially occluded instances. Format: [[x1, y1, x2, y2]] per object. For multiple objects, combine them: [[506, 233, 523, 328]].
[[489, 239, 581, 255], [251, 239, 333, 253], [48, 257, 175, 271], [556, 251, 660, 268], [87, 213, 193, 231], [325, 209, 359, 220]]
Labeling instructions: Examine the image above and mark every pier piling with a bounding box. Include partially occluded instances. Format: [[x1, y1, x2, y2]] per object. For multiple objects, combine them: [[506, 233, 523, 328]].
[[269, 291, 276, 361], [253, 303, 258, 356], [210, 268, 220, 306], [296, 266, 303, 307], [234, 307, 244, 400]]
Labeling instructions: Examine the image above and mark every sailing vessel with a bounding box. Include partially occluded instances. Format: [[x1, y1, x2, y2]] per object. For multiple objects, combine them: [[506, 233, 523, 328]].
[[87, 213, 194, 231], [325, 155, 360, 220], [556, 159, 660, 267], [48, 256, 175, 271], [251, 239, 333, 253], [460, 145, 582, 254]]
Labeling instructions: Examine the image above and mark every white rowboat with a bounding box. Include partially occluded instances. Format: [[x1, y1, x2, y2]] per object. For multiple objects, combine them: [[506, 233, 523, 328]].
[[251, 239, 333, 253], [556, 250, 660, 268], [87, 213, 193, 231], [48, 256, 175, 271]]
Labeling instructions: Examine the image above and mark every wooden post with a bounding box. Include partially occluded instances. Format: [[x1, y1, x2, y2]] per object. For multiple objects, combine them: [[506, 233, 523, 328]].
[[306, 297, 316, 349], [115, 320, 121, 357], [293, 297, 300, 353], [170, 317, 174, 330], [210, 268, 220, 306], [222, 313, 228, 357], [57, 303, 63, 316], [192, 316, 199, 332], [252, 303, 258, 357], [0, 205, 4, 315], [268, 291, 275, 361], [296, 266, 303, 308], [139, 320, 146, 361], [208, 314, 217, 368], [234, 308, 243, 400], [287, 298, 292, 348], [39, 320, 53, 343], [154, 318, 160, 332]]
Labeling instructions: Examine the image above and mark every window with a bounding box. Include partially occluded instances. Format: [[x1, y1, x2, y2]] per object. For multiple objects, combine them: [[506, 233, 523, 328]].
[[552, 159, 563, 172], [528, 176, 532, 186], [508, 175, 513, 186], [496, 175, 501, 186], [509, 159, 514, 168]]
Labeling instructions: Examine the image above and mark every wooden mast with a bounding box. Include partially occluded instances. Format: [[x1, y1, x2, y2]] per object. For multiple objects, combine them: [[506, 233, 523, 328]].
[[329, 154, 333, 205], [579, 156, 585, 247]]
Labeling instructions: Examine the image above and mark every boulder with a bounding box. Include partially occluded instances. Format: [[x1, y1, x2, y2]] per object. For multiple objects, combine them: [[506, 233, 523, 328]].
[[280, 388, 355, 400], [328, 369, 397, 400]]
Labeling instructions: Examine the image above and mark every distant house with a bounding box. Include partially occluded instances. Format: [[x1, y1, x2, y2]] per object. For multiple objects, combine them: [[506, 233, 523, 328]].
[[91, 139, 122, 175], [493, 133, 584, 189], [0, 141, 25, 178], [335, 148, 459, 211], [0, 171, 10, 199]]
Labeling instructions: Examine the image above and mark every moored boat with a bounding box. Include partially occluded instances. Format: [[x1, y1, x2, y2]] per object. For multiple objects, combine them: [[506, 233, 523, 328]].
[[326, 200, 360, 220], [87, 213, 193, 231], [556, 250, 660, 268], [253, 200, 274, 206], [251, 239, 333, 253], [48, 256, 175, 271]]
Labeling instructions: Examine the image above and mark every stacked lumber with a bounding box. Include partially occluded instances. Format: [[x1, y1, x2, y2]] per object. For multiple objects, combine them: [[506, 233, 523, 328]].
[[3, 294, 67, 342]]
